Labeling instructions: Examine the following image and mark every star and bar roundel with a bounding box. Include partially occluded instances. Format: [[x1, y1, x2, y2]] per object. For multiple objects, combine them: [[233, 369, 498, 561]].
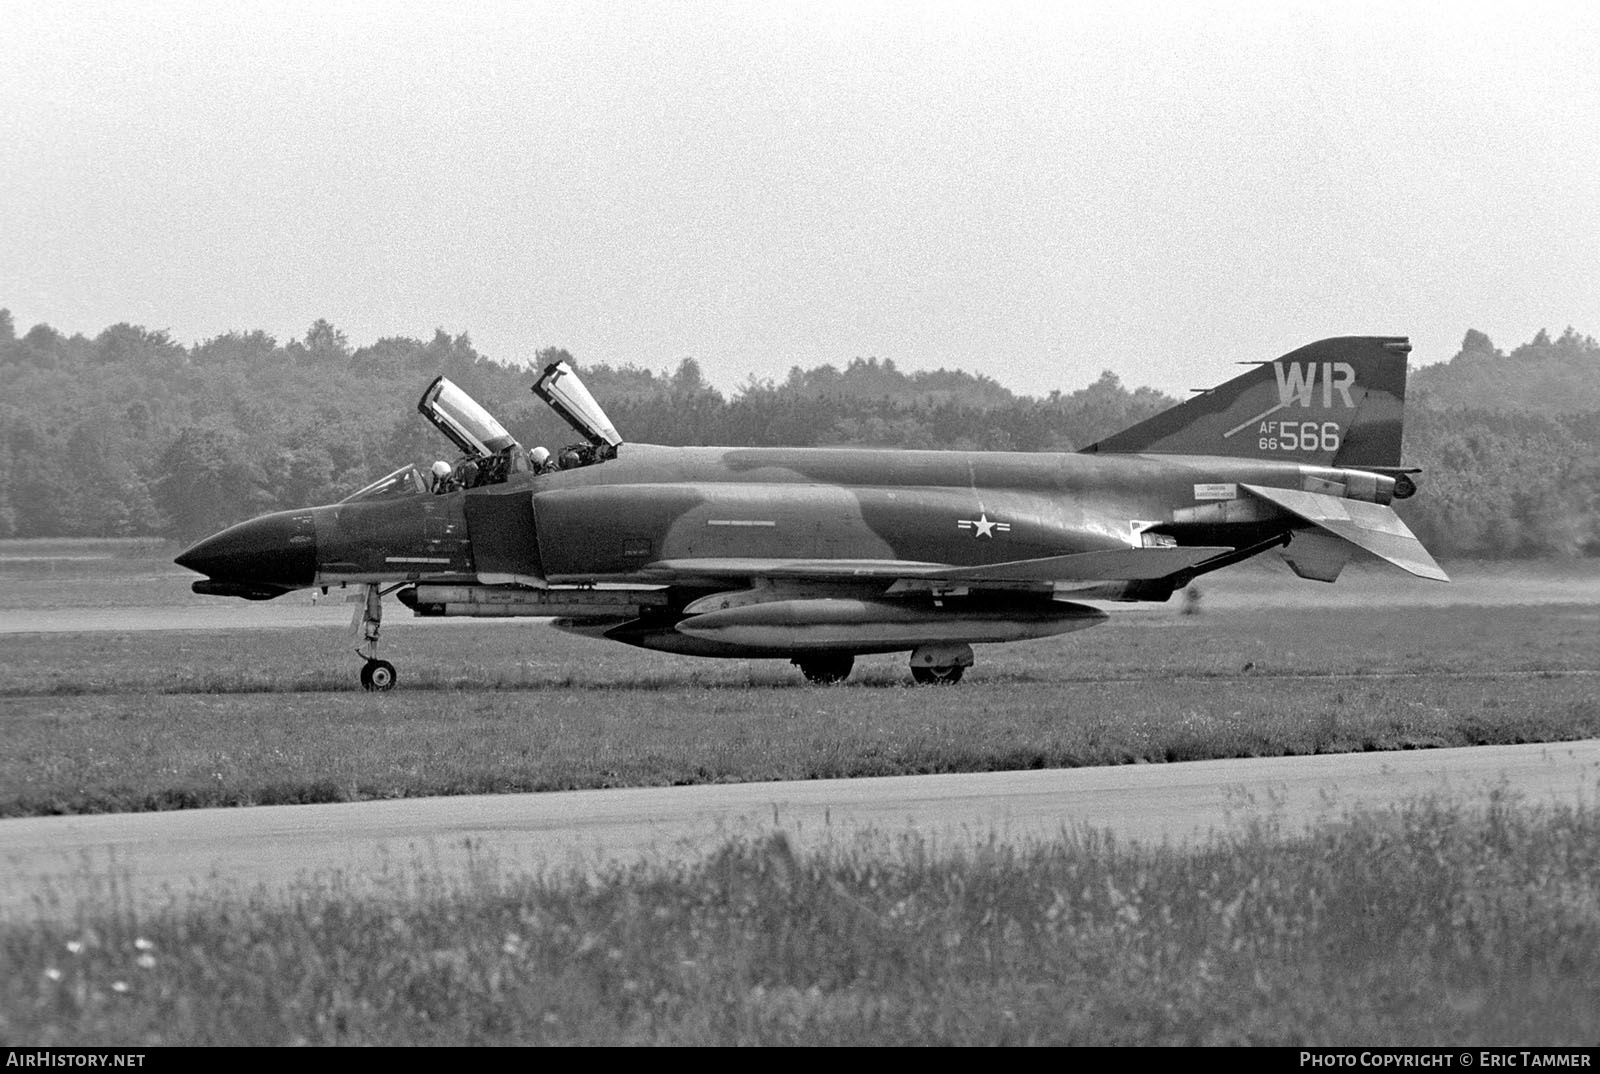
[[957, 512, 1011, 538]]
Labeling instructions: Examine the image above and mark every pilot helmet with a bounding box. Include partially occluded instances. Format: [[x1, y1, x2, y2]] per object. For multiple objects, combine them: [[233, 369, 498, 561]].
[[530, 446, 551, 466], [430, 460, 452, 479]]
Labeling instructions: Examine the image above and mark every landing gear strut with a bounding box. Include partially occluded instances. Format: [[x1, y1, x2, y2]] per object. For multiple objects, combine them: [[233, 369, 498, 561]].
[[353, 583, 402, 692], [793, 653, 854, 684]]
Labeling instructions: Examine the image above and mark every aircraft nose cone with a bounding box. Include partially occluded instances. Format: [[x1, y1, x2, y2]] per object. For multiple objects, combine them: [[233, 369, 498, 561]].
[[175, 509, 318, 587]]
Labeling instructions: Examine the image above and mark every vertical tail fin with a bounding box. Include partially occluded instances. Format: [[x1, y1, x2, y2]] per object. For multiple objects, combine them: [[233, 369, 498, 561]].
[[1081, 336, 1411, 468]]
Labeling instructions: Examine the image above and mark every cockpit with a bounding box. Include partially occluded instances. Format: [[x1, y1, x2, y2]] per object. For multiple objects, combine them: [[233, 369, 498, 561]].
[[413, 361, 624, 494]]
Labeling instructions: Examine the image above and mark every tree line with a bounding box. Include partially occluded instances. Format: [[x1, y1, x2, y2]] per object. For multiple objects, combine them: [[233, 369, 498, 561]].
[[1, 308, 1596, 559]]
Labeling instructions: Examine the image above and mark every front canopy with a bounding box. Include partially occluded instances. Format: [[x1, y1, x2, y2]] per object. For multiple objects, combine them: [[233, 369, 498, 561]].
[[417, 376, 519, 459]]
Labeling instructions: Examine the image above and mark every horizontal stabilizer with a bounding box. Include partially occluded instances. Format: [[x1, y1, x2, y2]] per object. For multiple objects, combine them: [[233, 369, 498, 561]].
[[1241, 485, 1448, 581], [645, 547, 1230, 585]]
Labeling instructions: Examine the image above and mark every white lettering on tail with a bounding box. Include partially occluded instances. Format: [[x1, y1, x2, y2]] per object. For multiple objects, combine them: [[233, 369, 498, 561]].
[[1275, 363, 1316, 407], [1328, 361, 1355, 408], [1275, 362, 1357, 409]]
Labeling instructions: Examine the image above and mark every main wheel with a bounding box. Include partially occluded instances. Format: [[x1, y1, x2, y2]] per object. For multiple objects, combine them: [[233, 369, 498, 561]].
[[794, 654, 854, 684], [911, 663, 964, 685], [361, 658, 397, 692]]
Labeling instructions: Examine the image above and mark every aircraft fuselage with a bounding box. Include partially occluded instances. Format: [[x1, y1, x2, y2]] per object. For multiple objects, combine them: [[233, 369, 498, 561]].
[[182, 444, 1356, 598]]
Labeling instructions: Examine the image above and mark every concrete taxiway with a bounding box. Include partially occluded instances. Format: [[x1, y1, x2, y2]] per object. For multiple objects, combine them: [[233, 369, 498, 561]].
[[4, 739, 1597, 919]]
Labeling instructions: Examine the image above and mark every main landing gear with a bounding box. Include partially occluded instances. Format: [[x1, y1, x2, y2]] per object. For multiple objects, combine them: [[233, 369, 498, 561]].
[[793, 653, 854, 684], [352, 582, 403, 692], [911, 663, 964, 685], [908, 642, 973, 686], [792, 643, 977, 686]]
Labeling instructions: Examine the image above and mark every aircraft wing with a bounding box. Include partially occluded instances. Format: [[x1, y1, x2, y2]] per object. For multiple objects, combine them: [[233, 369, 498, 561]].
[[1240, 484, 1448, 581], [644, 546, 1231, 585]]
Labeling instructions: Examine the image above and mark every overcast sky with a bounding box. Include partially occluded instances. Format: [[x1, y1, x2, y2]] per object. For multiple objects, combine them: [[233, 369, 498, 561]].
[[3, 0, 1596, 397]]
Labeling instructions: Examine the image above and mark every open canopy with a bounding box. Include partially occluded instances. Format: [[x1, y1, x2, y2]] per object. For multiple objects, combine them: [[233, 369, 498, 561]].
[[417, 377, 519, 459], [533, 361, 623, 451]]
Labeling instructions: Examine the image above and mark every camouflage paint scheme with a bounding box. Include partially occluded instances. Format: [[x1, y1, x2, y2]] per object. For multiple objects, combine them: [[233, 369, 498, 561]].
[[177, 336, 1445, 687]]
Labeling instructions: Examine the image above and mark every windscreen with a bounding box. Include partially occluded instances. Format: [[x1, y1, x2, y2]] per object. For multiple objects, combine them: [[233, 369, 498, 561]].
[[340, 464, 427, 503]]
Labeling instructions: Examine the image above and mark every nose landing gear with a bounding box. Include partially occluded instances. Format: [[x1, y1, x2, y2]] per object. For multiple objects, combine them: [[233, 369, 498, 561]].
[[353, 583, 403, 691]]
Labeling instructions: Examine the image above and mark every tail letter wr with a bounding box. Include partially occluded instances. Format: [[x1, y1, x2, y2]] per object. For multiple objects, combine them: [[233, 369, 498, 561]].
[[1275, 361, 1356, 409]]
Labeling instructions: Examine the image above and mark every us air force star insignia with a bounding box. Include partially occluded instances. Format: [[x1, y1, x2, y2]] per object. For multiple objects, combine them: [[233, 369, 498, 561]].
[[957, 513, 1011, 538]]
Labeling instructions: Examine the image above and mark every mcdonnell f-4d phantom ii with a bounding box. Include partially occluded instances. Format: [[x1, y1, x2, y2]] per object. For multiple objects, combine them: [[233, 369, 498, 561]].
[[176, 335, 1447, 690]]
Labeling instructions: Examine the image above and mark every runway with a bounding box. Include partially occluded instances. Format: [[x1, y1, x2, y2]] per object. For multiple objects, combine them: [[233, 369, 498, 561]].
[[4, 739, 1597, 920]]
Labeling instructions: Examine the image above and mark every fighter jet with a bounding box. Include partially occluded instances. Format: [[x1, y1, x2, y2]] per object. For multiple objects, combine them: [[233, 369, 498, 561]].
[[175, 335, 1446, 690]]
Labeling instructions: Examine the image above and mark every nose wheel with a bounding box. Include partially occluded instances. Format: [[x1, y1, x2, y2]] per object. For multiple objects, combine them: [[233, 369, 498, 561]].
[[360, 658, 397, 692]]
